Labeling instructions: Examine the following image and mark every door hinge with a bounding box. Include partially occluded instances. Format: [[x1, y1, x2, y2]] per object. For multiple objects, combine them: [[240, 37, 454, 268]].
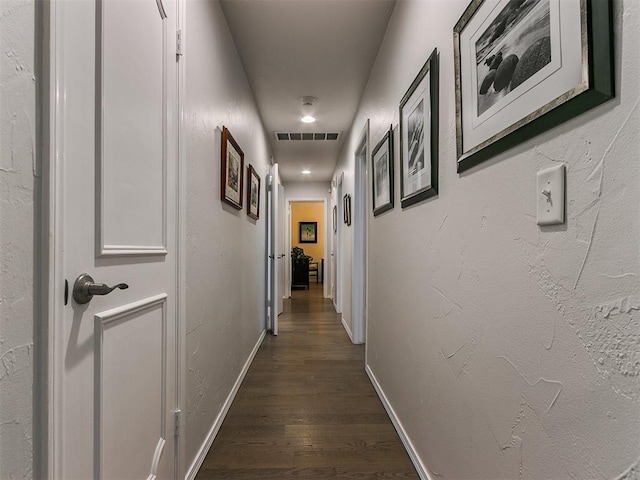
[[174, 409, 181, 437], [176, 30, 183, 57]]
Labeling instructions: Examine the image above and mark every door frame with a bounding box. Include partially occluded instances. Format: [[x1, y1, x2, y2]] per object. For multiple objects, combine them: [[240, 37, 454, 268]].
[[285, 198, 329, 299], [40, 0, 186, 475], [352, 120, 369, 345]]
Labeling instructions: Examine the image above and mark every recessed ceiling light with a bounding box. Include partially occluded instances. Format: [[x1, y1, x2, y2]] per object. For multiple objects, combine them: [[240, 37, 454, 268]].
[[301, 115, 316, 124], [301, 169, 311, 175]]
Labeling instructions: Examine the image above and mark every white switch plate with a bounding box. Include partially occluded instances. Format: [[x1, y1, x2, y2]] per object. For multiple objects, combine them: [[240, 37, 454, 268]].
[[537, 164, 565, 226]]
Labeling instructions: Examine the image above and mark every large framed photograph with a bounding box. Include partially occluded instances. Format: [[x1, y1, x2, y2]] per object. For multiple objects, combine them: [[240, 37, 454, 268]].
[[372, 126, 394, 216], [299, 222, 317, 243], [454, 0, 614, 172], [221, 126, 244, 209], [400, 48, 439, 208], [246, 164, 260, 220]]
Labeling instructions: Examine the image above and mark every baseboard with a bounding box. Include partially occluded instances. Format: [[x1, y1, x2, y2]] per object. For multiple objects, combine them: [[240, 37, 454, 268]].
[[366, 365, 432, 480], [341, 315, 354, 343], [185, 329, 266, 480]]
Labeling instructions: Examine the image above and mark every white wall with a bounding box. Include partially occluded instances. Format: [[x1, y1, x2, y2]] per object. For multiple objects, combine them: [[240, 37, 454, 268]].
[[283, 181, 331, 200], [184, 0, 271, 475], [0, 0, 35, 477], [335, 0, 640, 478]]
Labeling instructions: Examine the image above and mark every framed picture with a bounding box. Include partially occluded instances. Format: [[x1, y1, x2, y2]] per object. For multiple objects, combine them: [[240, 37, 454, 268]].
[[333, 205, 337, 233], [454, 0, 614, 172], [299, 222, 317, 243], [246, 164, 260, 220], [400, 48, 439, 208], [372, 126, 394, 216], [343, 194, 352, 226], [221, 126, 244, 209]]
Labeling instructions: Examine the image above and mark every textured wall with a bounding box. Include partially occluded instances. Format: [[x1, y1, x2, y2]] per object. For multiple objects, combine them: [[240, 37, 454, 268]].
[[335, 0, 640, 478], [184, 0, 272, 473], [0, 0, 35, 478]]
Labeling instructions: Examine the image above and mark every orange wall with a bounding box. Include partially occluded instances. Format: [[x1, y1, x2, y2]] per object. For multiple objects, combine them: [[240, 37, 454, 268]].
[[291, 201, 324, 262]]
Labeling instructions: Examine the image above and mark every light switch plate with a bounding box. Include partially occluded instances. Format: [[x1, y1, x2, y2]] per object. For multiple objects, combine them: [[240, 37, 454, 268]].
[[537, 164, 565, 226]]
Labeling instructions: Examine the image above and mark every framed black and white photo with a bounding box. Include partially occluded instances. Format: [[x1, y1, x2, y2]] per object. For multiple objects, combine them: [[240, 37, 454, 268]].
[[400, 48, 439, 208], [221, 126, 244, 209], [454, 0, 614, 172], [372, 126, 394, 216], [246, 164, 260, 220]]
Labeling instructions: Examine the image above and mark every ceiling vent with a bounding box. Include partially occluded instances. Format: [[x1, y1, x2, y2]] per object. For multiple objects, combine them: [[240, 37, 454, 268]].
[[275, 132, 341, 141]]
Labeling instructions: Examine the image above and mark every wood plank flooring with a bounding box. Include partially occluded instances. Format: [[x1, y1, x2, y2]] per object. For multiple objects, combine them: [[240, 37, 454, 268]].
[[195, 283, 419, 479]]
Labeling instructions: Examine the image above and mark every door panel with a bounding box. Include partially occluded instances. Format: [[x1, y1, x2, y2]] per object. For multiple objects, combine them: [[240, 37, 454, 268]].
[[100, 0, 166, 253], [97, 294, 169, 479], [51, 0, 179, 478]]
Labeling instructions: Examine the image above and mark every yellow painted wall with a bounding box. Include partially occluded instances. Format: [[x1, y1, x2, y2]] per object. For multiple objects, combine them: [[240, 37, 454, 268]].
[[291, 201, 324, 262]]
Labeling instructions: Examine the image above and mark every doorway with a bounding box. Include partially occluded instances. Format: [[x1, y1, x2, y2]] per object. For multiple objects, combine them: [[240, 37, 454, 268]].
[[286, 199, 329, 299]]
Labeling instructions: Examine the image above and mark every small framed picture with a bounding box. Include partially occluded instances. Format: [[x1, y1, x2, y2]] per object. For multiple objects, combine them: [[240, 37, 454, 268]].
[[454, 0, 614, 172], [372, 126, 394, 216], [400, 48, 439, 208], [246, 164, 260, 220], [221, 126, 244, 209], [299, 222, 317, 243], [343, 194, 352, 226]]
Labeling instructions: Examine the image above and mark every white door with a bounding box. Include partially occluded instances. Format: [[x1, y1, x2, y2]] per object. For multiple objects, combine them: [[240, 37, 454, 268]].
[[49, 0, 179, 478], [277, 182, 285, 315], [267, 164, 283, 334]]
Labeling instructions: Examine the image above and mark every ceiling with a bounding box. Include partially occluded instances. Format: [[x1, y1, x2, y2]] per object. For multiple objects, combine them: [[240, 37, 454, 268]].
[[220, 0, 397, 183]]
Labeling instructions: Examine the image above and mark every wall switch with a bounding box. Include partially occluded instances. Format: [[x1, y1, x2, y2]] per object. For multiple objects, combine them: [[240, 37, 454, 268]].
[[537, 164, 565, 226]]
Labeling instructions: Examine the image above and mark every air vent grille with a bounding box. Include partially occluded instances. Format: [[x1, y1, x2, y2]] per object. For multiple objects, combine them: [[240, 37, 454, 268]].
[[274, 132, 341, 141]]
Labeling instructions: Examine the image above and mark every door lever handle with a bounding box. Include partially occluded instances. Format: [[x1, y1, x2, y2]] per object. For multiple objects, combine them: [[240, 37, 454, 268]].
[[73, 273, 129, 304]]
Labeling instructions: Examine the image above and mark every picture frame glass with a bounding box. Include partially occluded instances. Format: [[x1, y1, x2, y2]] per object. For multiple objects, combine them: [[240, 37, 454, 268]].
[[225, 145, 242, 205], [247, 165, 260, 220], [372, 129, 394, 215], [299, 222, 317, 243], [402, 75, 431, 197], [458, 0, 584, 159]]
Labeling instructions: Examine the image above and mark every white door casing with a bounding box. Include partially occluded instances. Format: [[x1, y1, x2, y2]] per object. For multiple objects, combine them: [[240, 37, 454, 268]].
[[267, 163, 283, 334], [277, 182, 285, 316], [352, 120, 369, 345], [47, 0, 180, 478]]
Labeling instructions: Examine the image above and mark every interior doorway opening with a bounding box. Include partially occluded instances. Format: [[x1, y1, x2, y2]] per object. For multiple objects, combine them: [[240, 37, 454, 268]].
[[286, 199, 329, 299]]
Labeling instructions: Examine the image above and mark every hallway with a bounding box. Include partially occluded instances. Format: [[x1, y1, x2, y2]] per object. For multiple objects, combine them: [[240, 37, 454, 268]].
[[195, 283, 419, 479]]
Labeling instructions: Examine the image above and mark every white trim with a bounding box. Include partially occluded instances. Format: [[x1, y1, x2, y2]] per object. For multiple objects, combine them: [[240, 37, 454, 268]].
[[185, 330, 267, 480], [176, 0, 186, 477], [366, 365, 432, 480], [341, 315, 354, 343], [352, 120, 369, 345]]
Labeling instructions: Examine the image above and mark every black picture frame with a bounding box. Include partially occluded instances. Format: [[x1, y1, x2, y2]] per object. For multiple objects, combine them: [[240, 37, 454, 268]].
[[343, 194, 351, 226], [333, 205, 337, 233], [454, 0, 614, 173], [221, 126, 244, 209], [299, 221, 317, 243], [372, 126, 394, 216], [246, 164, 260, 220], [400, 48, 439, 208]]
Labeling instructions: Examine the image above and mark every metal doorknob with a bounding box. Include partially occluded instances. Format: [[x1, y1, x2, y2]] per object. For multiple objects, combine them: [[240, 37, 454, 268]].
[[72, 273, 129, 304]]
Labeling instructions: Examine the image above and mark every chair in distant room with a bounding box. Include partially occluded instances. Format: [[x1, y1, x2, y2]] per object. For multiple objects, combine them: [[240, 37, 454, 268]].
[[309, 261, 318, 283]]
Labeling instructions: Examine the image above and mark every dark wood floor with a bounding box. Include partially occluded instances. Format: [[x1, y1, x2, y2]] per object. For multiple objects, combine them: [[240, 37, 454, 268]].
[[195, 282, 419, 479]]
